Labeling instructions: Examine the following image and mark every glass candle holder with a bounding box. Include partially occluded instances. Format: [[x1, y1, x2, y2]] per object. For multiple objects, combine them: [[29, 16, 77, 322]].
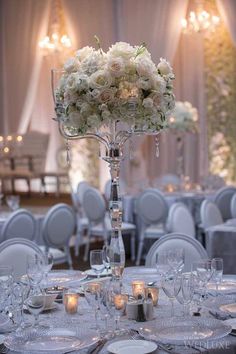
[[132, 281, 145, 299], [145, 287, 159, 306], [64, 289, 79, 314], [114, 294, 128, 314]]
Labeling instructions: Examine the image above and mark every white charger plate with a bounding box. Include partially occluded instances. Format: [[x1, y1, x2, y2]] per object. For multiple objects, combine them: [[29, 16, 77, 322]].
[[85, 269, 112, 277], [220, 303, 236, 316], [107, 340, 157, 354], [139, 318, 231, 345], [4, 327, 99, 353]]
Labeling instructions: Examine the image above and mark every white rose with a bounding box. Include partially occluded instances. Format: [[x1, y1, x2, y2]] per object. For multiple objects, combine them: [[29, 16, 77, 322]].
[[89, 70, 112, 89], [108, 42, 136, 60], [107, 57, 125, 77], [64, 57, 79, 73], [75, 46, 95, 61], [81, 51, 106, 75], [135, 57, 156, 78], [142, 98, 154, 109], [150, 92, 164, 108], [137, 77, 152, 90], [98, 88, 115, 103], [68, 111, 81, 127], [64, 90, 78, 104], [152, 75, 166, 93], [157, 58, 173, 76], [87, 114, 101, 128]]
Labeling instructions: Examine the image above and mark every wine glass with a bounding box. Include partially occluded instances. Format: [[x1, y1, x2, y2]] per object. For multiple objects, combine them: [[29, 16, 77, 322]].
[[156, 251, 170, 279], [12, 282, 30, 333], [27, 255, 44, 287], [0, 266, 13, 316], [174, 273, 194, 317], [6, 195, 20, 211], [25, 287, 46, 330], [103, 245, 110, 273], [192, 260, 213, 301], [83, 282, 102, 330], [90, 250, 105, 278], [211, 258, 223, 297], [106, 279, 126, 333], [167, 248, 184, 273], [41, 252, 53, 287], [162, 272, 176, 317]]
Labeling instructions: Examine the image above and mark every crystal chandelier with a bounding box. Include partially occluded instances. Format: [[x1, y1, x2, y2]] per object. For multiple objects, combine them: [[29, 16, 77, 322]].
[[39, 0, 72, 55], [181, 0, 220, 34]]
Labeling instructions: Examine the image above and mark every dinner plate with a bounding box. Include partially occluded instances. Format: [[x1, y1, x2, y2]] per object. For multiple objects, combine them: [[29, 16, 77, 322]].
[[224, 318, 236, 330], [207, 280, 236, 294], [220, 303, 236, 316], [4, 327, 99, 353], [107, 340, 157, 354], [46, 270, 87, 286], [85, 269, 112, 277], [139, 318, 231, 345]]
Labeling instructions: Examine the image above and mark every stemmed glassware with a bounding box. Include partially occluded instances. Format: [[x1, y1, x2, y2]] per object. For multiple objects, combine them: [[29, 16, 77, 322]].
[[12, 282, 30, 333], [6, 195, 20, 211], [191, 259, 213, 304], [162, 273, 176, 317], [156, 251, 170, 279], [83, 282, 102, 330], [211, 258, 223, 297], [90, 250, 105, 278], [167, 249, 184, 274], [25, 287, 46, 330], [0, 266, 13, 319], [106, 279, 126, 333], [174, 273, 194, 317], [41, 252, 53, 287], [103, 245, 110, 273], [27, 255, 44, 287]]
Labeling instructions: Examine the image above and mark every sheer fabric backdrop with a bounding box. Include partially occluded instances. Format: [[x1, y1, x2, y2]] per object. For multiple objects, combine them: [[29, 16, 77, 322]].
[[1, 0, 232, 187]]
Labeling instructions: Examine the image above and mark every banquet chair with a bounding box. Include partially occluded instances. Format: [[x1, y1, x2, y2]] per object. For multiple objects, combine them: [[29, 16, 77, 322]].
[[145, 233, 208, 272], [41, 203, 76, 269], [77, 181, 91, 205], [136, 189, 168, 266], [230, 193, 236, 219], [200, 200, 223, 230], [0, 238, 45, 281], [166, 202, 195, 238], [1, 208, 36, 242], [71, 187, 89, 257], [83, 187, 136, 261], [214, 186, 236, 221]]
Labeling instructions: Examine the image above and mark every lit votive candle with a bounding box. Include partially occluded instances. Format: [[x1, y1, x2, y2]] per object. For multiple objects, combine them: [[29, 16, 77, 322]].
[[145, 287, 159, 306], [132, 281, 145, 299], [88, 282, 101, 294], [64, 291, 79, 314], [114, 294, 128, 310]]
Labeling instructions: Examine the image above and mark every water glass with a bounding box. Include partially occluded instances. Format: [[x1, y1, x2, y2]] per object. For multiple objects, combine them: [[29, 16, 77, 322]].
[[167, 248, 184, 273], [156, 251, 170, 278], [174, 273, 194, 317], [6, 195, 20, 211], [90, 250, 105, 277], [103, 245, 110, 273], [162, 273, 176, 317], [83, 282, 102, 329], [41, 252, 53, 286], [211, 258, 223, 296], [27, 255, 44, 287], [25, 287, 46, 330]]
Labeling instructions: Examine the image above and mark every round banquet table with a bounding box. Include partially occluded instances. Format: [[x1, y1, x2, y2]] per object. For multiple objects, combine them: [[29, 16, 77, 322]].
[[3, 267, 236, 354], [0, 206, 49, 244]]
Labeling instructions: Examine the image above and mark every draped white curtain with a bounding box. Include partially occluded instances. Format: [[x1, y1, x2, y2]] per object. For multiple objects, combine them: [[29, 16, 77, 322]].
[[216, 0, 236, 46]]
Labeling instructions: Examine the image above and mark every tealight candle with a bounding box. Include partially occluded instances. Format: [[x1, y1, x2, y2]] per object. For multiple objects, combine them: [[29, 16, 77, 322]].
[[114, 294, 128, 311], [64, 290, 79, 314], [145, 287, 159, 306], [132, 280, 145, 299]]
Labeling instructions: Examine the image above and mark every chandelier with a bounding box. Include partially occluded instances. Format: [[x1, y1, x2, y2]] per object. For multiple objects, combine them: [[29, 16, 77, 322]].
[[181, 0, 220, 34], [39, 0, 72, 55]]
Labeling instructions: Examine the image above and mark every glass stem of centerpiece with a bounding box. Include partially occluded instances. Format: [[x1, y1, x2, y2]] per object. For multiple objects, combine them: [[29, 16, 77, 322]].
[[105, 142, 125, 280]]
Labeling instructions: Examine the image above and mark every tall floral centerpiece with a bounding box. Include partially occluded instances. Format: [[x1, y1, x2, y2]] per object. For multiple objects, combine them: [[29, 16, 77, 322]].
[[52, 40, 175, 277], [169, 101, 198, 178]]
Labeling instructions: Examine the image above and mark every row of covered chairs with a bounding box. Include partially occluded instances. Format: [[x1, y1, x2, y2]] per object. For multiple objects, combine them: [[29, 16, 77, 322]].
[[0, 204, 76, 268]]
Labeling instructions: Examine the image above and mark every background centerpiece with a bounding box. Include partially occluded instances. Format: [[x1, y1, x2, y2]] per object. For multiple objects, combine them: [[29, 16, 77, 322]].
[[52, 40, 175, 277], [169, 101, 198, 179]]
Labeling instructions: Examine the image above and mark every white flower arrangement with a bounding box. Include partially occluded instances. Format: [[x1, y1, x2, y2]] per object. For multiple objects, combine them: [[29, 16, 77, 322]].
[[54, 41, 175, 135], [169, 101, 198, 133]]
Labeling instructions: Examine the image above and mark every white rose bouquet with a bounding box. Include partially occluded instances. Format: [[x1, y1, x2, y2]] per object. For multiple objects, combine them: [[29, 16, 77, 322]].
[[54, 41, 175, 135], [169, 101, 198, 133]]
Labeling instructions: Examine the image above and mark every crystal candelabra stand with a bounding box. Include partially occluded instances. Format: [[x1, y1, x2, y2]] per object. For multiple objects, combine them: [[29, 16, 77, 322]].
[[57, 119, 159, 278]]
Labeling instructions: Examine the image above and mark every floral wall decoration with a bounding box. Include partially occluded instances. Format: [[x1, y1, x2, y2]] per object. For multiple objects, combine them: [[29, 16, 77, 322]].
[[69, 139, 99, 190], [204, 0, 236, 183]]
